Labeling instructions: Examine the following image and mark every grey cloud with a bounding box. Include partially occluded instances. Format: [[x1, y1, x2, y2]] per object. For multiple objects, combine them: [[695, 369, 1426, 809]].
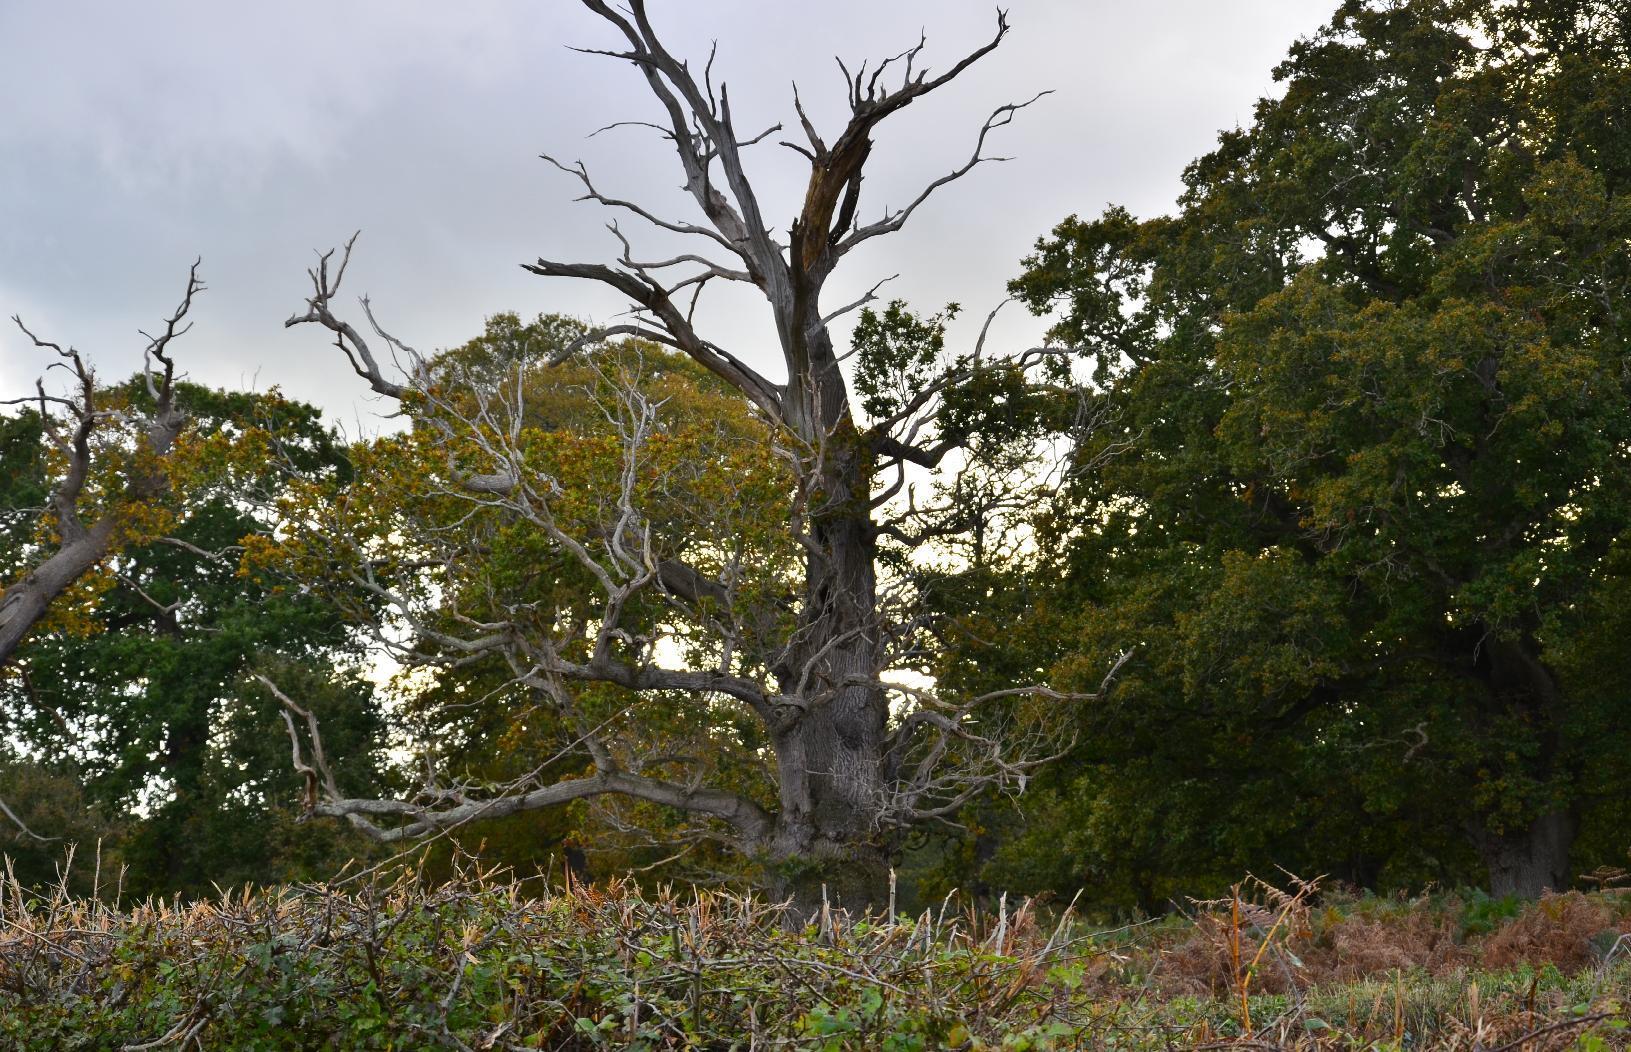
[[2, 0, 1331, 423]]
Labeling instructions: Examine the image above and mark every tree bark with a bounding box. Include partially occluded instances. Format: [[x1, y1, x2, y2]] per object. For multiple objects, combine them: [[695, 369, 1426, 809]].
[[1466, 630, 1577, 897], [2, 263, 199, 667], [767, 832, 890, 919], [765, 320, 893, 912], [1474, 810, 1577, 898]]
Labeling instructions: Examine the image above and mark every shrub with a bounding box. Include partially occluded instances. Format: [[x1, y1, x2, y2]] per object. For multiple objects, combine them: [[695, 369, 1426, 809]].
[[1482, 892, 1621, 973], [2, 865, 1629, 1049]]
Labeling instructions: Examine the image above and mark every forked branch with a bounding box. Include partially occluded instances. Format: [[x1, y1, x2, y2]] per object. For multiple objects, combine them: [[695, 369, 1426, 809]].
[[283, 234, 410, 401]]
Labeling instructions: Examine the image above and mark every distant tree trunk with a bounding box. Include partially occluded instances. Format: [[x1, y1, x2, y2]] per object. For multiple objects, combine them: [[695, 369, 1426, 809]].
[[1473, 810, 1576, 898], [561, 840, 590, 888], [1468, 631, 1577, 897]]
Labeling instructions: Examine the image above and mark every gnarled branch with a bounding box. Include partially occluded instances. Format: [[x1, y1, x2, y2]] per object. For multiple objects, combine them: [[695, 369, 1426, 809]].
[[0, 262, 202, 666]]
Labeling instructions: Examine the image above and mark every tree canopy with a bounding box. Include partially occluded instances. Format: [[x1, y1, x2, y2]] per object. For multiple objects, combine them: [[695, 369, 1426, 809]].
[[992, 0, 1631, 902], [0, 380, 387, 894]]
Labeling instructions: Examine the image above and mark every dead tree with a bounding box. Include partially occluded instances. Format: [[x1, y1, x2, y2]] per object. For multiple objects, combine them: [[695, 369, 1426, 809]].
[[282, 4, 1119, 910], [0, 264, 203, 667]]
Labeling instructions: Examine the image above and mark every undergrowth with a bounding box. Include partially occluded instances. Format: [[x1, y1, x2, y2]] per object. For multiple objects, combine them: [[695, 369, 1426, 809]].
[[1, 859, 1629, 1049]]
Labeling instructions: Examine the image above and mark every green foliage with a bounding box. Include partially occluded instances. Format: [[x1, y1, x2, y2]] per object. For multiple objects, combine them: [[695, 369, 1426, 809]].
[[853, 299, 961, 423], [1460, 890, 1528, 939], [0, 875, 1100, 1051], [0, 756, 118, 894], [978, 0, 1631, 903], [0, 409, 48, 575], [0, 381, 388, 897]]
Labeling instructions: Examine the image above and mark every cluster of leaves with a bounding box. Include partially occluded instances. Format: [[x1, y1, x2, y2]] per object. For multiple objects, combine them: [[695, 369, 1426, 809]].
[[853, 300, 964, 424], [0, 410, 49, 577]]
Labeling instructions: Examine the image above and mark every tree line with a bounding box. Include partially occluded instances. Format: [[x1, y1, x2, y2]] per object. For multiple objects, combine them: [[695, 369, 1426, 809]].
[[2, 0, 1628, 911]]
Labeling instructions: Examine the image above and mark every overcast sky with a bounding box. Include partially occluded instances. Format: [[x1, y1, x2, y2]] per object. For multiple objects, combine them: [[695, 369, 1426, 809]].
[[1, 1, 1329, 425]]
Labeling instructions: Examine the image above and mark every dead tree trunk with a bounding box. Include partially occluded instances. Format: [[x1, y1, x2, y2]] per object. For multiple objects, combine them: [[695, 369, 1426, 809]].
[[767, 425, 890, 907], [521, 2, 1036, 909]]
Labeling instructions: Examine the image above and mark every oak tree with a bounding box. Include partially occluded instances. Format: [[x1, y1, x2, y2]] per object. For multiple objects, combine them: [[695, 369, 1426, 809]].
[[275, 4, 1099, 909], [1010, 0, 1631, 898]]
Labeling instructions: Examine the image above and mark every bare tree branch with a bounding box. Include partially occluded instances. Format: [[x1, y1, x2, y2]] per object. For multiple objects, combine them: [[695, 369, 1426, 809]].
[[837, 91, 1049, 256], [258, 672, 774, 845], [1, 262, 203, 666], [0, 794, 58, 842], [283, 234, 411, 401]]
